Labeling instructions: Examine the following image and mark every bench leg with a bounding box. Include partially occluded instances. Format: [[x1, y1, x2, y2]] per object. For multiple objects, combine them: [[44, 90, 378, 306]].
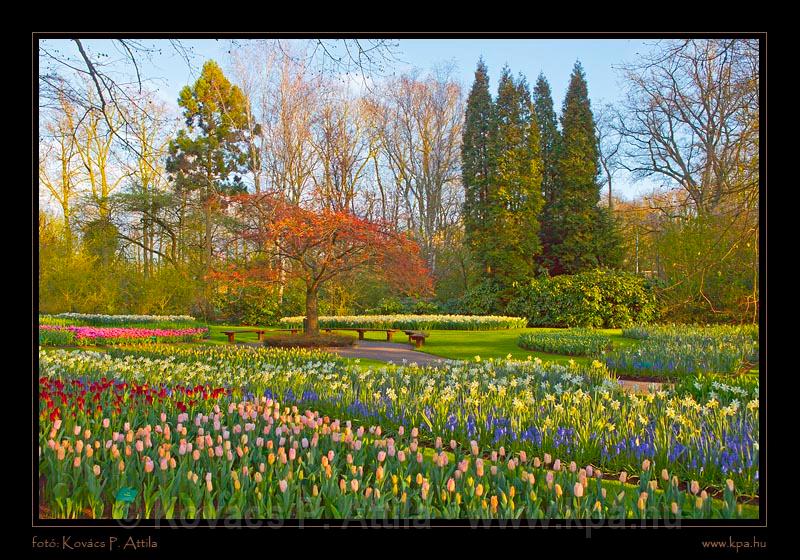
[[324, 329, 331, 334], [358, 331, 365, 340], [257, 332, 264, 342], [386, 331, 393, 341], [226, 333, 235, 344]]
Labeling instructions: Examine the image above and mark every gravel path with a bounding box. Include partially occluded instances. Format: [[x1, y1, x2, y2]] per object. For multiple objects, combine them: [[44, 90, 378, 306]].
[[327, 340, 451, 367]]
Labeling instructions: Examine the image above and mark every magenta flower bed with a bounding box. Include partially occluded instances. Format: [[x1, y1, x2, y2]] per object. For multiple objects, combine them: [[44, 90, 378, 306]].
[[39, 325, 208, 345]]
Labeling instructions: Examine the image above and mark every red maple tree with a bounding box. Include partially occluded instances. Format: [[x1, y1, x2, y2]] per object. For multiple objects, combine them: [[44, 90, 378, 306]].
[[223, 194, 432, 334]]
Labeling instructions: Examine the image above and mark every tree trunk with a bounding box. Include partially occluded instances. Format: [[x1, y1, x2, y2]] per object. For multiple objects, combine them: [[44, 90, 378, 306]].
[[305, 284, 319, 336]]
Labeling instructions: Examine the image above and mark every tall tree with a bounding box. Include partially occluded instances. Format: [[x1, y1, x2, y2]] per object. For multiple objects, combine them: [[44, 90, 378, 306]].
[[39, 93, 81, 253], [548, 61, 621, 275], [486, 68, 544, 287], [533, 73, 562, 274], [462, 59, 495, 275], [229, 194, 432, 335], [166, 60, 251, 316]]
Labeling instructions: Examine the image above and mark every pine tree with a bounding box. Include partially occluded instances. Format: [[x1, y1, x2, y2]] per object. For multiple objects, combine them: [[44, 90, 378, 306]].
[[548, 61, 621, 274], [533, 73, 562, 273], [462, 59, 495, 275], [487, 68, 544, 288], [166, 60, 252, 318]]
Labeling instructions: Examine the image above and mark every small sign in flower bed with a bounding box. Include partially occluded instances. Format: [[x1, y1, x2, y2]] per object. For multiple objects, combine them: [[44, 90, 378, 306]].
[[518, 329, 614, 357], [39, 325, 208, 346]]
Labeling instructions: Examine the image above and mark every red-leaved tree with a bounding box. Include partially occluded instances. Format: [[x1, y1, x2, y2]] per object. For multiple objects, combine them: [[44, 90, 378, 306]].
[[224, 194, 432, 334]]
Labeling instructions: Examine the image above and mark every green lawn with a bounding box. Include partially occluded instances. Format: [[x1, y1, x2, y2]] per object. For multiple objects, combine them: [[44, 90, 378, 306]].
[[203, 325, 641, 365]]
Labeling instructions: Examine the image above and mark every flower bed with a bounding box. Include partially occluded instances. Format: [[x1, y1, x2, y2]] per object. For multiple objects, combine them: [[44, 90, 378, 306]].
[[518, 329, 614, 357], [606, 325, 759, 377], [280, 314, 528, 331], [38, 325, 208, 346], [39, 346, 759, 494], [40, 313, 203, 329], [38, 375, 751, 519]]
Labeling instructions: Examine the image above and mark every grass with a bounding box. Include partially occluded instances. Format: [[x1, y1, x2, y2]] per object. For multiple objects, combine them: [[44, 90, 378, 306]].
[[203, 326, 641, 365]]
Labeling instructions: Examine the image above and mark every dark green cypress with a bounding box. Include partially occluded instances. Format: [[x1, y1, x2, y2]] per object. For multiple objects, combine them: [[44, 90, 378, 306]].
[[462, 58, 495, 275], [488, 68, 544, 288], [534, 73, 562, 273], [548, 61, 621, 274]]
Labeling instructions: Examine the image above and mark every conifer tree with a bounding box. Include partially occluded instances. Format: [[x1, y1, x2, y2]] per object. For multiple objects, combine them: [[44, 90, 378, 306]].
[[533, 73, 562, 273], [487, 68, 544, 287], [547, 61, 621, 274], [462, 59, 495, 275]]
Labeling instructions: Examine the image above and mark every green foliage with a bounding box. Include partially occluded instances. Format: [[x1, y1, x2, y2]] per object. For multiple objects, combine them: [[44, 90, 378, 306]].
[[39, 328, 76, 346], [81, 219, 119, 264], [507, 269, 658, 328], [210, 284, 281, 326], [364, 297, 440, 315], [455, 279, 505, 315], [518, 329, 614, 356]]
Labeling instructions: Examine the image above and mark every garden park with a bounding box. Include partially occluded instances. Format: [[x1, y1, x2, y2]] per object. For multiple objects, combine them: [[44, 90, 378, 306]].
[[37, 37, 761, 521]]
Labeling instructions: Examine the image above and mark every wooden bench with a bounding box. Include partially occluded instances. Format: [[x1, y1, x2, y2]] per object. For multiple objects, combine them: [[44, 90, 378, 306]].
[[403, 330, 429, 348], [221, 329, 268, 344], [322, 328, 399, 341]]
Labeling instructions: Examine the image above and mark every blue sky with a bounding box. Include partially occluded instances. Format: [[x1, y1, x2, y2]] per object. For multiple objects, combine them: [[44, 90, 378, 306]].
[[40, 37, 662, 198]]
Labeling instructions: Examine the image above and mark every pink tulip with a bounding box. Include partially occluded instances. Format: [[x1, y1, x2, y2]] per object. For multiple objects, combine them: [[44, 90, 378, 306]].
[[397, 451, 406, 462], [378, 451, 386, 463], [574, 482, 584, 498], [144, 459, 154, 473], [279, 480, 288, 493], [102, 418, 110, 429]]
